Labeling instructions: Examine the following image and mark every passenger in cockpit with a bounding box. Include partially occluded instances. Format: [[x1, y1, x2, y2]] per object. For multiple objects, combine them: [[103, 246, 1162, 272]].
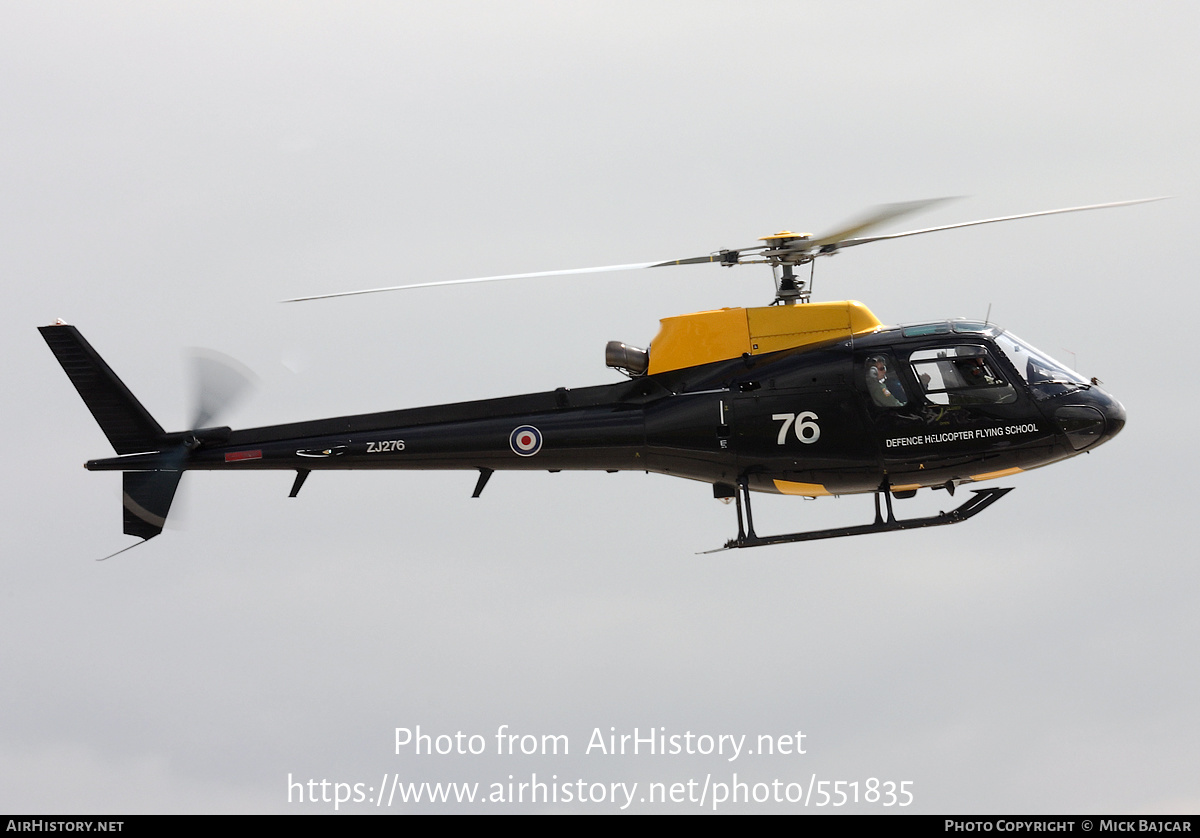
[[866, 355, 907, 407]]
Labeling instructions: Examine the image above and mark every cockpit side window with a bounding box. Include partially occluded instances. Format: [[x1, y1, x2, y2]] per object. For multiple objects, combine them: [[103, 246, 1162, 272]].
[[864, 354, 908, 407], [909, 346, 1016, 405]]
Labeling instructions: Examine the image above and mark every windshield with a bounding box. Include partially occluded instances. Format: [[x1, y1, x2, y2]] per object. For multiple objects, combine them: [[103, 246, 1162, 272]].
[[993, 332, 1089, 398]]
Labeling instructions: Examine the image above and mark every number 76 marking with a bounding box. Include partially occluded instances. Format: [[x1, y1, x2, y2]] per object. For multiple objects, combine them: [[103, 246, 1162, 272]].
[[773, 411, 821, 445]]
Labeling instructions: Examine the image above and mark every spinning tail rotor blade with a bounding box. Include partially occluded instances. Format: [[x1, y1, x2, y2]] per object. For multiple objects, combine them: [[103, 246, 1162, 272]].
[[161, 349, 258, 531], [188, 348, 256, 431]]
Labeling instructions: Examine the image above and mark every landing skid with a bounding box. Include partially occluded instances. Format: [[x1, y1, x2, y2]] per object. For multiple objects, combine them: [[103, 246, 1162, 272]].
[[705, 482, 1015, 552]]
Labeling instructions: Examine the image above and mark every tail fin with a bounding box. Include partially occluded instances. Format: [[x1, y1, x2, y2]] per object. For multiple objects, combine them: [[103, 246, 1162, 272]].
[[41, 322, 178, 540], [123, 471, 183, 540], [39, 322, 165, 454]]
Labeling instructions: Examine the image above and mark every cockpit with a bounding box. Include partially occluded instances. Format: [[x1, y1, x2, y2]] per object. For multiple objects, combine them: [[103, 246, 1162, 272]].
[[869, 319, 1125, 453]]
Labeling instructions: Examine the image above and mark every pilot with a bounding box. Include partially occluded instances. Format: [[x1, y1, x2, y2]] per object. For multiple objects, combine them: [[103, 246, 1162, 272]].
[[866, 356, 907, 407], [956, 356, 990, 386]]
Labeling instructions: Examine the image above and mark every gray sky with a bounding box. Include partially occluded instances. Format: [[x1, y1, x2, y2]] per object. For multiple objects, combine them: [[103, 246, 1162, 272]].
[[3, 1, 1196, 813]]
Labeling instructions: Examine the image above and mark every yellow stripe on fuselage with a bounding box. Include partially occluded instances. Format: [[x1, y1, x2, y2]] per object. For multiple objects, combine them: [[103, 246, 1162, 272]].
[[773, 480, 833, 497], [970, 466, 1023, 482]]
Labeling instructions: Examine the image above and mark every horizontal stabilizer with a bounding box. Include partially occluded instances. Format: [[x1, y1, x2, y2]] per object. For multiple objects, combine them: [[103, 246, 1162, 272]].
[[39, 323, 165, 454]]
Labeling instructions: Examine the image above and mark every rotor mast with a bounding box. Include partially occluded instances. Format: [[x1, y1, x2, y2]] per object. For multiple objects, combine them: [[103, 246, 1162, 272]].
[[759, 230, 816, 305]]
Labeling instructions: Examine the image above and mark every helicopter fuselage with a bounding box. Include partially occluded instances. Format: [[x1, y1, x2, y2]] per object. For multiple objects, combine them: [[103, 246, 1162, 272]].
[[78, 316, 1124, 506]]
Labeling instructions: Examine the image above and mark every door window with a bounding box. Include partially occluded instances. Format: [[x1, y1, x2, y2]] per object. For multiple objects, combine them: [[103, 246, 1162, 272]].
[[909, 346, 1016, 405]]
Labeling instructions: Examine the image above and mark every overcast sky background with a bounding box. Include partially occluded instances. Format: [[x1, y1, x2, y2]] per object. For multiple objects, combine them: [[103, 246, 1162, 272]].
[[2, 2, 1195, 813]]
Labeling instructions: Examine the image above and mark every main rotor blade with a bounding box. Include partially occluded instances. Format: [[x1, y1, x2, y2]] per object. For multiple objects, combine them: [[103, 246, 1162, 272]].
[[649, 249, 764, 267], [283, 197, 1167, 303], [805, 197, 957, 249], [282, 262, 660, 302], [833, 197, 1168, 250]]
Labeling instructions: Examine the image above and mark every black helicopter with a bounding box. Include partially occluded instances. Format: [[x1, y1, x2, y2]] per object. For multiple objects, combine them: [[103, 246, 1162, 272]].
[[41, 198, 1152, 553]]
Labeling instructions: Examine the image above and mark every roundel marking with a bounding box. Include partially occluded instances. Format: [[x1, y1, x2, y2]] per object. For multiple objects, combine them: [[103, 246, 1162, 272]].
[[509, 425, 543, 457]]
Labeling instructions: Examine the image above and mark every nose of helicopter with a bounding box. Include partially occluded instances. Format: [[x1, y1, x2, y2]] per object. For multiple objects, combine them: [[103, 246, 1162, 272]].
[[1100, 391, 1126, 442], [1051, 386, 1125, 451]]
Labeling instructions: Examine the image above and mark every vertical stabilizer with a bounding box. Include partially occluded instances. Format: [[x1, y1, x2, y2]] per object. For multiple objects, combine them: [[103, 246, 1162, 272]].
[[39, 323, 165, 454]]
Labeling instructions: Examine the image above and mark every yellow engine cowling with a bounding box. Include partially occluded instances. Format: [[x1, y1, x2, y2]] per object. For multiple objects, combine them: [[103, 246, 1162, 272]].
[[647, 300, 883, 375]]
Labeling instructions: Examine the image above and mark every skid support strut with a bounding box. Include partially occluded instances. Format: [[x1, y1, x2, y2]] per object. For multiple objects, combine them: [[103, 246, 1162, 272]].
[[708, 485, 1015, 552], [734, 476, 757, 541]]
